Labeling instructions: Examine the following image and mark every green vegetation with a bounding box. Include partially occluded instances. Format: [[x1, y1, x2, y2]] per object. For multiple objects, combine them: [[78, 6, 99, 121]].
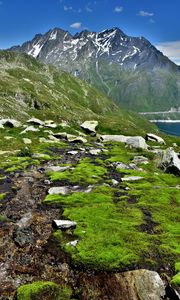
[[48, 158, 107, 185], [16, 281, 72, 300]]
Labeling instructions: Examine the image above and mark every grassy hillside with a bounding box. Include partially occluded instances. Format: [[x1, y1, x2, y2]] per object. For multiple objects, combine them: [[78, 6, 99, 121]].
[[0, 50, 158, 136]]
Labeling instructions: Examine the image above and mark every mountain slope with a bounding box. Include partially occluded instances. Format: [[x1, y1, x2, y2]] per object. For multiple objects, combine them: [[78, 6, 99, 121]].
[[10, 27, 180, 112], [0, 50, 157, 135]]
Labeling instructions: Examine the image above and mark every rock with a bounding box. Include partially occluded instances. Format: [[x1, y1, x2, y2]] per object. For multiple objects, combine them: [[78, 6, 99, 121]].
[[21, 126, 39, 134], [46, 166, 70, 172], [100, 135, 127, 143], [44, 120, 57, 128], [116, 162, 138, 170], [100, 135, 148, 150], [132, 156, 149, 165], [146, 133, 165, 144], [23, 138, 32, 144], [81, 120, 98, 134], [4, 136, 14, 140], [0, 119, 21, 128], [66, 240, 78, 247], [60, 121, 70, 128], [52, 219, 77, 230], [165, 284, 180, 300], [66, 134, 87, 143], [53, 132, 67, 139], [67, 151, 78, 155], [89, 149, 102, 155], [126, 136, 148, 150], [122, 176, 144, 182], [111, 179, 119, 186], [48, 135, 60, 141], [48, 187, 69, 195], [160, 148, 180, 176], [13, 228, 34, 247], [39, 137, 58, 143], [27, 118, 44, 126]]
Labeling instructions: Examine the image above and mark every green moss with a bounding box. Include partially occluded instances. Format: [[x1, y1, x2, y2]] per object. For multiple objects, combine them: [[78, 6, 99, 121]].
[[171, 272, 180, 287], [16, 281, 72, 300], [48, 158, 107, 184], [0, 214, 9, 222], [0, 193, 5, 200]]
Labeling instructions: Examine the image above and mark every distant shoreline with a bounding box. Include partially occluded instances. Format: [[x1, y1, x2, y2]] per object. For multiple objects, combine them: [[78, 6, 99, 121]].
[[150, 120, 180, 123]]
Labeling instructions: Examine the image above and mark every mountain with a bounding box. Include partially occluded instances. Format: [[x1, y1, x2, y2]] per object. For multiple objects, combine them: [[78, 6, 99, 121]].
[[10, 27, 180, 112], [0, 50, 157, 135]]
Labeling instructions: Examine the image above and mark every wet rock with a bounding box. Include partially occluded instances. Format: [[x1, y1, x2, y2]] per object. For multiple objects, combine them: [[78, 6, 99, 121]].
[[48, 187, 69, 195], [146, 133, 165, 144], [22, 138, 32, 144], [52, 219, 77, 230], [20, 126, 39, 134], [81, 120, 98, 134], [160, 148, 180, 176], [122, 176, 143, 182], [27, 118, 44, 126], [13, 228, 34, 247]]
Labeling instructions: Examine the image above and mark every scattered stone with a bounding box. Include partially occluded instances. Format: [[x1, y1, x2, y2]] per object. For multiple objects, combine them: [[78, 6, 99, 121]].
[[21, 126, 39, 134], [4, 136, 14, 140], [122, 176, 144, 182], [81, 120, 98, 134], [132, 156, 149, 165], [60, 121, 70, 128], [66, 240, 78, 247], [89, 149, 102, 155], [48, 187, 69, 195], [44, 120, 57, 128], [116, 162, 138, 170], [67, 151, 78, 155], [46, 166, 70, 172], [52, 219, 77, 230], [48, 135, 60, 142], [16, 212, 32, 228], [27, 118, 44, 126], [39, 137, 58, 143], [0, 119, 21, 128], [126, 136, 148, 150], [53, 132, 67, 139], [13, 228, 34, 247], [23, 138, 32, 144], [146, 133, 165, 145], [160, 147, 180, 176], [111, 179, 119, 186], [66, 134, 87, 143]]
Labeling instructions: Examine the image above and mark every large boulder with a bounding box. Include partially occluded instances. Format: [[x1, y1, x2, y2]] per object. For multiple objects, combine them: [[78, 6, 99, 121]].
[[146, 133, 165, 145], [100, 135, 148, 150], [27, 118, 44, 126], [160, 147, 180, 176], [0, 119, 21, 128], [81, 120, 98, 134]]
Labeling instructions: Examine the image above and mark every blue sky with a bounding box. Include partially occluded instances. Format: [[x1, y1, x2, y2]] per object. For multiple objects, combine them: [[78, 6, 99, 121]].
[[0, 0, 180, 63]]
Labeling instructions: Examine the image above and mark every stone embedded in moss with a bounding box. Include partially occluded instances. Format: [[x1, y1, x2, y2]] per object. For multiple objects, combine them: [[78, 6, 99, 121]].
[[16, 281, 72, 300]]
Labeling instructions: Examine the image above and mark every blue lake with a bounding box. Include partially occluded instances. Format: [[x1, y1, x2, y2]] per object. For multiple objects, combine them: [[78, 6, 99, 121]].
[[154, 122, 180, 137]]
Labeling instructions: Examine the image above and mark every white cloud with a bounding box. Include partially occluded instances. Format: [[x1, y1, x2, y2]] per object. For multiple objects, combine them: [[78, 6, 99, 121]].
[[86, 6, 93, 12], [64, 5, 73, 11], [70, 22, 82, 29], [138, 10, 154, 17], [114, 6, 123, 13], [156, 41, 180, 65]]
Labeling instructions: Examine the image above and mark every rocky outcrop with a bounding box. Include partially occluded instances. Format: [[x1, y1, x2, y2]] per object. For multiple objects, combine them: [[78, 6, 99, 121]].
[[81, 121, 98, 135], [160, 148, 180, 176], [0, 119, 21, 128], [78, 269, 166, 300], [146, 133, 165, 145], [100, 135, 148, 150]]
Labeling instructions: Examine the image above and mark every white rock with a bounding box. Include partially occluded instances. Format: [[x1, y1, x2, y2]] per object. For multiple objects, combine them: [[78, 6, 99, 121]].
[[122, 176, 144, 182], [53, 220, 77, 230], [100, 135, 127, 143], [132, 156, 149, 165], [0, 119, 21, 128], [4, 136, 14, 140], [21, 126, 39, 134], [81, 120, 98, 134], [27, 118, 44, 126], [67, 151, 78, 155], [146, 133, 165, 145], [44, 120, 57, 128], [89, 149, 102, 155], [111, 179, 119, 186], [126, 136, 148, 150], [23, 138, 32, 144], [66, 240, 78, 247], [48, 187, 69, 195], [66, 134, 87, 143], [161, 147, 180, 176], [53, 132, 67, 139], [46, 166, 70, 172]]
